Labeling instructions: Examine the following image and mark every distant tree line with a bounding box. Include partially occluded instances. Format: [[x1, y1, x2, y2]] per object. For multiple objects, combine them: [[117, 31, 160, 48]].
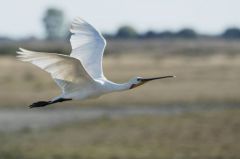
[[106, 26, 198, 39], [221, 28, 240, 39], [103, 26, 240, 39]]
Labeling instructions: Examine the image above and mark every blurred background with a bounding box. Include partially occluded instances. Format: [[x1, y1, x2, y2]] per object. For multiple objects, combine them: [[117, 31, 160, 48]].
[[0, 0, 240, 159]]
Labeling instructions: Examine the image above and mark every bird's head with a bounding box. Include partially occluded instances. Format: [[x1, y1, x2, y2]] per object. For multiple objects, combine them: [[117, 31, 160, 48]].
[[129, 75, 175, 89]]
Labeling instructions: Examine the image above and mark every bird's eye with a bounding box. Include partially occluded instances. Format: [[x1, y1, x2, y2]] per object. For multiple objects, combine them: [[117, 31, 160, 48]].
[[137, 78, 140, 81]]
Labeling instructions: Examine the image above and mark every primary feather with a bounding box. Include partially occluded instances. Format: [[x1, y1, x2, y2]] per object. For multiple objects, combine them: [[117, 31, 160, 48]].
[[70, 17, 106, 79], [17, 48, 94, 94]]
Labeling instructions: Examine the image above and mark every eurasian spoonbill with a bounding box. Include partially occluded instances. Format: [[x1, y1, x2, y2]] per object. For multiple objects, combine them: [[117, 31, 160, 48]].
[[17, 17, 175, 108]]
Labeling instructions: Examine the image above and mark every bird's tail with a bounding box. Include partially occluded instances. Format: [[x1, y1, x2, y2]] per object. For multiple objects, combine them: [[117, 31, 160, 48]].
[[29, 98, 72, 108]]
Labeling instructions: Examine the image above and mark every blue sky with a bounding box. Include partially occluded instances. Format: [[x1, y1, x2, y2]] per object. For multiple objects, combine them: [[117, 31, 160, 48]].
[[0, 0, 238, 38]]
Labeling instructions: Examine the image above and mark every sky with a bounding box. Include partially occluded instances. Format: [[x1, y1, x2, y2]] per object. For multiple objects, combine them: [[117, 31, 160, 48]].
[[0, 0, 238, 38]]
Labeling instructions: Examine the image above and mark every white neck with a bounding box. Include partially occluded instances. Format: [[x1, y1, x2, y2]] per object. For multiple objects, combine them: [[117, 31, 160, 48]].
[[115, 82, 132, 91], [106, 81, 131, 92]]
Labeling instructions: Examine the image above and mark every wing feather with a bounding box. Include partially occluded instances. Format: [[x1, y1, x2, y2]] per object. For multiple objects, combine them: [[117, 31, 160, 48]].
[[17, 48, 94, 93], [70, 17, 106, 79]]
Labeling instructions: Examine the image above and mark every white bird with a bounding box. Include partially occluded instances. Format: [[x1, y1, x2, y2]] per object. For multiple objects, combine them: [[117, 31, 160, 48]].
[[17, 17, 175, 108]]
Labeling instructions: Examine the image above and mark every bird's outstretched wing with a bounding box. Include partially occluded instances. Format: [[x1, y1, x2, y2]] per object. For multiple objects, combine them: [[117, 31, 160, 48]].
[[70, 17, 106, 79], [17, 48, 94, 93]]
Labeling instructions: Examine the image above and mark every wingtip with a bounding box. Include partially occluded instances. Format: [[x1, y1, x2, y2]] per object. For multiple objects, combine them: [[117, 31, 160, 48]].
[[72, 17, 84, 25], [70, 17, 86, 33], [74, 17, 85, 22], [19, 48, 29, 52], [16, 52, 23, 56], [16, 48, 23, 54], [19, 47, 24, 51]]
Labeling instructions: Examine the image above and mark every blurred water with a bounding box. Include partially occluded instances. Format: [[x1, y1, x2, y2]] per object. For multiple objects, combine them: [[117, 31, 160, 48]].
[[0, 104, 239, 132]]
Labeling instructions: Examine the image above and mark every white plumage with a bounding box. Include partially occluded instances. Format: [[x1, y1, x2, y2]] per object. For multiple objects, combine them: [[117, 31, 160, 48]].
[[17, 17, 174, 108], [70, 18, 106, 79]]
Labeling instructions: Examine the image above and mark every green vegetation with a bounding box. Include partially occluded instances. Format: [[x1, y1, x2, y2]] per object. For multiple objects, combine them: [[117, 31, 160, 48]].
[[0, 109, 239, 159]]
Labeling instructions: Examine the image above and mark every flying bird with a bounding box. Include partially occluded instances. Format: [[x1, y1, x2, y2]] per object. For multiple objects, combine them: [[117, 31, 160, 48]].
[[17, 17, 175, 108]]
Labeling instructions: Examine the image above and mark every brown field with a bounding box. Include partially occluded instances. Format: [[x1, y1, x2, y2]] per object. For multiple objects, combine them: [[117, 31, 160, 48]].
[[0, 39, 240, 159], [0, 40, 240, 107]]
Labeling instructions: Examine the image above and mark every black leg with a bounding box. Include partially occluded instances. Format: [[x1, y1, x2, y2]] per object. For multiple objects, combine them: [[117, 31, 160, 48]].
[[29, 101, 52, 108], [51, 98, 72, 104], [29, 98, 72, 108]]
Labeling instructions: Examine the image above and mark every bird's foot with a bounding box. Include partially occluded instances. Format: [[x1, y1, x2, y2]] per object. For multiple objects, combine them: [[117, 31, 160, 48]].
[[29, 101, 51, 108]]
